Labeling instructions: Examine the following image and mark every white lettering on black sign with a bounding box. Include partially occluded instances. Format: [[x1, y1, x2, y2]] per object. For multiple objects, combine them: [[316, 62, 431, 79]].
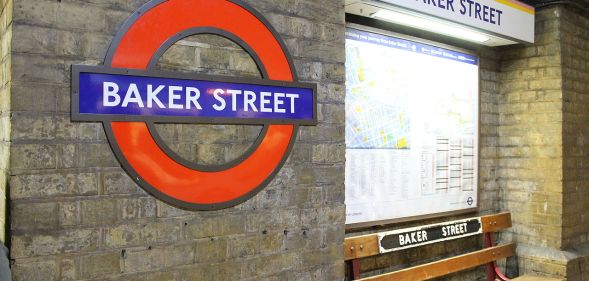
[[378, 218, 482, 253]]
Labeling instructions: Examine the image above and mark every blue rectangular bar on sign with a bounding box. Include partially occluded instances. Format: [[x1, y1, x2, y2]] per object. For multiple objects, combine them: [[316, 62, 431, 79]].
[[345, 28, 478, 65], [72, 66, 317, 125]]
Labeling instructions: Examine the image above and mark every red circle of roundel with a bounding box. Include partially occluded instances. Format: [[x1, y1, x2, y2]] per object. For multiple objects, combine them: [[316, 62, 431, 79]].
[[103, 0, 297, 210]]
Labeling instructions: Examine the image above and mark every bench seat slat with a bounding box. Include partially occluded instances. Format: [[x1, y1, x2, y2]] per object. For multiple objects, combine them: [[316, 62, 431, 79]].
[[357, 243, 516, 281]]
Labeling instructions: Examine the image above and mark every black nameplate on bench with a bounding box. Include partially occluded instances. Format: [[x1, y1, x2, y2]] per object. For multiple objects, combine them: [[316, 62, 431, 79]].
[[378, 218, 482, 253]]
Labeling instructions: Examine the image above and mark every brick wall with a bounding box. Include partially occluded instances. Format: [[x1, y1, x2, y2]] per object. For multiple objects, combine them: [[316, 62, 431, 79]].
[[496, 6, 568, 278], [497, 5, 589, 280], [560, 5, 589, 281], [479, 48, 502, 215], [561, 6, 589, 249], [498, 6, 564, 249], [0, 0, 11, 244], [8, 0, 346, 280]]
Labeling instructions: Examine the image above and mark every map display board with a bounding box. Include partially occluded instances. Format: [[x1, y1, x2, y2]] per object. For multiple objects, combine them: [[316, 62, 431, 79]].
[[345, 27, 479, 226]]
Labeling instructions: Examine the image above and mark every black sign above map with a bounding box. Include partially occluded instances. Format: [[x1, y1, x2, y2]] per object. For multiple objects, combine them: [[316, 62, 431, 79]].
[[378, 218, 482, 253]]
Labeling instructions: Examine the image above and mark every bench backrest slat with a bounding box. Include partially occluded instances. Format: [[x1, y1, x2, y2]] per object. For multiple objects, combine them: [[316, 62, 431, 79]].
[[481, 212, 512, 233], [345, 234, 379, 260]]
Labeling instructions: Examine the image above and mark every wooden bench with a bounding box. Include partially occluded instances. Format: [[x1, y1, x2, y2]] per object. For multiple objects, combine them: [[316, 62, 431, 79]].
[[344, 213, 563, 281]]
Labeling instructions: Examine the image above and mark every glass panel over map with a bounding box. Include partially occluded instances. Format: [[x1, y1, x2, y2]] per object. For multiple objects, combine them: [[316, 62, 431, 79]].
[[345, 27, 479, 226]]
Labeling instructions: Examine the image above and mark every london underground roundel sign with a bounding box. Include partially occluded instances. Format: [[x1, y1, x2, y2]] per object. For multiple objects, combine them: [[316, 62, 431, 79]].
[[71, 0, 317, 210]]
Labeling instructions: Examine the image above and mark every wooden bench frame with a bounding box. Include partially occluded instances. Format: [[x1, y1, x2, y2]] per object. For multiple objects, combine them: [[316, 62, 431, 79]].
[[344, 213, 560, 281]]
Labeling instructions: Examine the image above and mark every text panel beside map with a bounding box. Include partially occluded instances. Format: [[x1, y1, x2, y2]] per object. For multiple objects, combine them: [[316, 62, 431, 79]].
[[345, 28, 479, 226]]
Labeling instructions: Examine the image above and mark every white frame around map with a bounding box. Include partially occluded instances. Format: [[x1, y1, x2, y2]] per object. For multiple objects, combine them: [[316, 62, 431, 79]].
[[344, 24, 480, 229]]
